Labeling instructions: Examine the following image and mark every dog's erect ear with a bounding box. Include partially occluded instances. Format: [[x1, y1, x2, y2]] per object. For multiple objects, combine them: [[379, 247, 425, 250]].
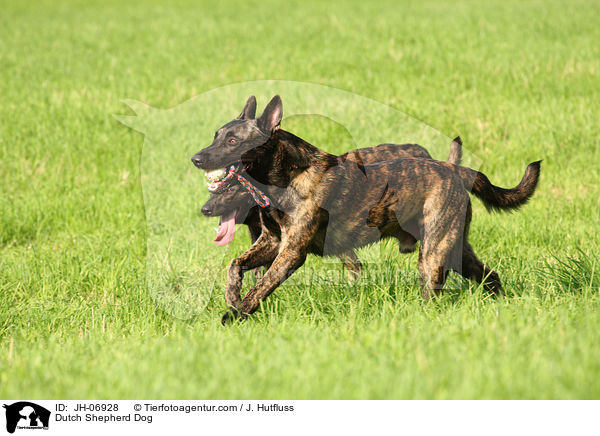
[[237, 96, 257, 120], [257, 95, 282, 132]]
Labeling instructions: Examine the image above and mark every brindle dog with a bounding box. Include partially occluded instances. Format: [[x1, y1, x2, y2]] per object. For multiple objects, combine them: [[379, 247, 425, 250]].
[[201, 132, 463, 275], [192, 96, 541, 323]]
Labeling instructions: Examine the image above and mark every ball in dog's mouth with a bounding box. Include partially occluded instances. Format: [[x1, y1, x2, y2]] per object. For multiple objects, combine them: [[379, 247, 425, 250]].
[[204, 163, 247, 193], [205, 168, 229, 193]]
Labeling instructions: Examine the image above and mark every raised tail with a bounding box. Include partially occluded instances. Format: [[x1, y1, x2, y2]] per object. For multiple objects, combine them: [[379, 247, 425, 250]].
[[447, 136, 463, 165], [455, 161, 541, 212]]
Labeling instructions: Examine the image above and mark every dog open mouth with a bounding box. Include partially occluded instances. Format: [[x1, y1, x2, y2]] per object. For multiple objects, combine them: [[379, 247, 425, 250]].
[[214, 209, 237, 246], [213, 205, 256, 246], [204, 164, 246, 246]]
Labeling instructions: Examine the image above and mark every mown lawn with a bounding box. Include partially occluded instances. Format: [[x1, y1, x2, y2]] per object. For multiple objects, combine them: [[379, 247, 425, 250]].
[[1, 0, 599, 399]]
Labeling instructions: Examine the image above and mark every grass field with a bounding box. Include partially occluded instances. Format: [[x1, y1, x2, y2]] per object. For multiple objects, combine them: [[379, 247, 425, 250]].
[[1, 0, 600, 399]]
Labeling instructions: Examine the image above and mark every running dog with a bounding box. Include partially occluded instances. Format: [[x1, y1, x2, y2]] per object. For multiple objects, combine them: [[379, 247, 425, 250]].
[[192, 96, 540, 323], [200, 104, 462, 275]]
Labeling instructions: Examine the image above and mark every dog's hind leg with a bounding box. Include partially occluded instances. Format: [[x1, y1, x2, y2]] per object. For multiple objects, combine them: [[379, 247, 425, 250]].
[[418, 246, 450, 300], [417, 195, 467, 299], [338, 251, 362, 276], [398, 231, 417, 254], [417, 227, 458, 299], [457, 241, 504, 295], [453, 201, 503, 294]]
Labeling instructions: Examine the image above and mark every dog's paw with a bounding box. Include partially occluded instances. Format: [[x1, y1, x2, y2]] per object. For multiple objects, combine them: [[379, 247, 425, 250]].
[[221, 311, 236, 325], [221, 308, 245, 325], [399, 243, 416, 254]]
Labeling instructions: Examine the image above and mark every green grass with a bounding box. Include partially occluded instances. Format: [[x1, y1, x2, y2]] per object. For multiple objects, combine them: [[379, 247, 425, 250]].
[[1, 0, 600, 399]]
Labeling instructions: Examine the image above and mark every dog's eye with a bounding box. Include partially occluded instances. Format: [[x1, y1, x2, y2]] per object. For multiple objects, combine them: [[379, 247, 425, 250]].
[[227, 137, 237, 144]]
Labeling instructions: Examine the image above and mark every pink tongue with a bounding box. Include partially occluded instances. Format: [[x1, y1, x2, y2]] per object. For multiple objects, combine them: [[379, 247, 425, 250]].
[[213, 210, 236, 246]]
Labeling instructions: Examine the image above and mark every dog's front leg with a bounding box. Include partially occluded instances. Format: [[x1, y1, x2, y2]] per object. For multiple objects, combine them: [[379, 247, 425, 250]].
[[223, 205, 319, 324], [224, 234, 280, 310], [223, 244, 307, 324]]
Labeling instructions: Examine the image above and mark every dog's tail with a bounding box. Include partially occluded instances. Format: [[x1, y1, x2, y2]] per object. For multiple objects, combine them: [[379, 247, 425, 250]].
[[447, 136, 462, 165], [455, 161, 541, 212]]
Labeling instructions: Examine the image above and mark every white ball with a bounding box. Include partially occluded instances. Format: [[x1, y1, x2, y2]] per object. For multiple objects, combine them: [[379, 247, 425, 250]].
[[205, 168, 227, 182]]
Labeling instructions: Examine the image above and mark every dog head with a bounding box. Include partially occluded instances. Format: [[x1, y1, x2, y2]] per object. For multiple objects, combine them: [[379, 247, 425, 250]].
[[201, 182, 258, 246], [201, 183, 256, 221], [191, 95, 282, 179]]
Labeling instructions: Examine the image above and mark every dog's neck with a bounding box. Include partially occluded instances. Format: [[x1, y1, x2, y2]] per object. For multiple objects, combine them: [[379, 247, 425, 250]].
[[245, 129, 336, 189]]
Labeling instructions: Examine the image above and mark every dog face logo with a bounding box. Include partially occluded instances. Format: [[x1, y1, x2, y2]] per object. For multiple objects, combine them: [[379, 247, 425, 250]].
[[3, 402, 50, 433]]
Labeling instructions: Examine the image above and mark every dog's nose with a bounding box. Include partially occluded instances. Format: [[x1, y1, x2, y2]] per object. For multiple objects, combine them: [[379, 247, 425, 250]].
[[191, 155, 205, 168], [201, 205, 213, 216]]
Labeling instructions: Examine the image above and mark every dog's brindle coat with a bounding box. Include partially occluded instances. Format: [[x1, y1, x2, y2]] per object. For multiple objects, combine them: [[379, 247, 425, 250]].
[[201, 138, 463, 275], [192, 96, 540, 323]]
